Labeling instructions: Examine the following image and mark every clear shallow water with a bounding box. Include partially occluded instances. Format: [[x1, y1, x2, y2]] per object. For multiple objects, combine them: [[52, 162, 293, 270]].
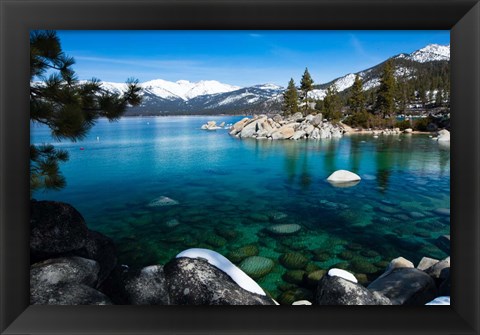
[[31, 116, 450, 301]]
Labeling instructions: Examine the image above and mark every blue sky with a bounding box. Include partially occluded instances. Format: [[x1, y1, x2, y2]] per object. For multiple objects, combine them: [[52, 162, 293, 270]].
[[56, 30, 449, 87]]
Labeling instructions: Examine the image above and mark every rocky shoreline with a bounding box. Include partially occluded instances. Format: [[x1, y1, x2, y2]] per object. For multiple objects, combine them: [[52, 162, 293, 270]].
[[30, 200, 450, 306], [200, 113, 450, 142]]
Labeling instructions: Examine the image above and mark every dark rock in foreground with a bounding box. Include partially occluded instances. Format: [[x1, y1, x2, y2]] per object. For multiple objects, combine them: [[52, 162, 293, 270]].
[[75, 230, 118, 287], [315, 275, 391, 305], [32, 283, 112, 305], [124, 265, 170, 305], [30, 200, 89, 255], [30, 256, 111, 305], [164, 257, 275, 305], [367, 268, 438, 305]]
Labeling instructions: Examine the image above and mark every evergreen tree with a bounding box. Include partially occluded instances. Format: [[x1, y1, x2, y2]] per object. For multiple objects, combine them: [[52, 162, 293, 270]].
[[323, 84, 342, 121], [30, 30, 142, 194], [300, 67, 314, 115], [348, 75, 366, 114], [396, 74, 409, 114], [282, 78, 299, 117], [375, 59, 396, 118]]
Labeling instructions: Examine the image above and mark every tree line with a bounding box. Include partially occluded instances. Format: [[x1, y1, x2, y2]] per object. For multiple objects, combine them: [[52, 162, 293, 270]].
[[282, 59, 450, 129]]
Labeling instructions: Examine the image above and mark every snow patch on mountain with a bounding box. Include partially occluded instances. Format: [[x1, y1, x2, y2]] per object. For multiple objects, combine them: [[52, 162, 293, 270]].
[[397, 44, 450, 63], [364, 78, 380, 91], [309, 89, 327, 100], [333, 73, 357, 92]]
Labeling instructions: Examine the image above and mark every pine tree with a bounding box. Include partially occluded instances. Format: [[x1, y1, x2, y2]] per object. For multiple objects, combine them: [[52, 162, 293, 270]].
[[323, 84, 342, 121], [282, 78, 299, 117], [30, 30, 142, 194], [348, 75, 366, 114], [300, 67, 314, 115], [396, 74, 409, 114], [375, 59, 396, 118]]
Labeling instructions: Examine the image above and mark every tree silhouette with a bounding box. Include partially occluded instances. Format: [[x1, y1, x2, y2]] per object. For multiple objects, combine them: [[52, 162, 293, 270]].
[[30, 30, 142, 194]]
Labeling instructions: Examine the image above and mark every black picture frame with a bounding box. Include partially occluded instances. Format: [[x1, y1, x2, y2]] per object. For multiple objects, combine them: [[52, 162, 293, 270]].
[[1, 0, 479, 334]]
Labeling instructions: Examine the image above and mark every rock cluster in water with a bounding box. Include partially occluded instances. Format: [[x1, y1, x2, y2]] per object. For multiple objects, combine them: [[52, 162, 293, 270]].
[[229, 112, 344, 140], [30, 200, 450, 306], [201, 120, 226, 130]]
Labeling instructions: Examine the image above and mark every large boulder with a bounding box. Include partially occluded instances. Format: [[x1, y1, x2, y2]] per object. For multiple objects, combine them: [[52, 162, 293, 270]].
[[311, 114, 323, 127], [292, 130, 306, 140], [315, 275, 391, 305], [417, 257, 439, 271], [271, 126, 295, 140], [30, 256, 111, 305], [239, 117, 267, 138], [289, 112, 304, 122], [31, 283, 112, 305], [424, 256, 450, 285], [367, 268, 438, 305], [230, 117, 250, 135], [124, 265, 170, 305], [30, 200, 89, 256], [385, 256, 414, 273], [74, 230, 117, 287], [164, 257, 275, 305]]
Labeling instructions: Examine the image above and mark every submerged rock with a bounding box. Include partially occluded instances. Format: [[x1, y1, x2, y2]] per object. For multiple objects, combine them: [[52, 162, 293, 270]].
[[267, 224, 302, 235], [227, 245, 259, 263], [148, 196, 179, 207], [165, 219, 181, 228], [282, 270, 307, 285], [279, 252, 308, 270], [239, 256, 275, 279], [435, 235, 450, 253]]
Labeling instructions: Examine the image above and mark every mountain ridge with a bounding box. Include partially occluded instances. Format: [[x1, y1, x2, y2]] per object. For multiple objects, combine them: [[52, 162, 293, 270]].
[[104, 43, 449, 115]]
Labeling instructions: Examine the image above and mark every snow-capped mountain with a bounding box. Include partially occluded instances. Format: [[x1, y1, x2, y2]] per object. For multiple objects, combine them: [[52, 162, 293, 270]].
[[312, 43, 450, 96], [103, 43, 449, 115], [397, 44, 450, 63]]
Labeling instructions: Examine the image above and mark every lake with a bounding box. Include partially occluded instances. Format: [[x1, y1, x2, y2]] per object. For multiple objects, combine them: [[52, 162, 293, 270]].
[[31, 116, 450, 301]]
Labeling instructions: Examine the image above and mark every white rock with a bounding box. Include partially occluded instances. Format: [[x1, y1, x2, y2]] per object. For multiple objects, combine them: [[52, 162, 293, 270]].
[[426, 296, 450, 305], [437, 129, 450, 142], [327, 170, 361, 183], [291, 130, 306, 140], [386, 257, 414, 273], [176, 248, 266, 296], [292, 300, 312, 305], [327, 268, 358, 283], [404, 128, 413, 133]]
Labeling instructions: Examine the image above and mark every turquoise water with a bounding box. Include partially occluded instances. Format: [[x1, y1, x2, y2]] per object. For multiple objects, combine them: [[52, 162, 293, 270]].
[[31, 116, 450, 302]]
